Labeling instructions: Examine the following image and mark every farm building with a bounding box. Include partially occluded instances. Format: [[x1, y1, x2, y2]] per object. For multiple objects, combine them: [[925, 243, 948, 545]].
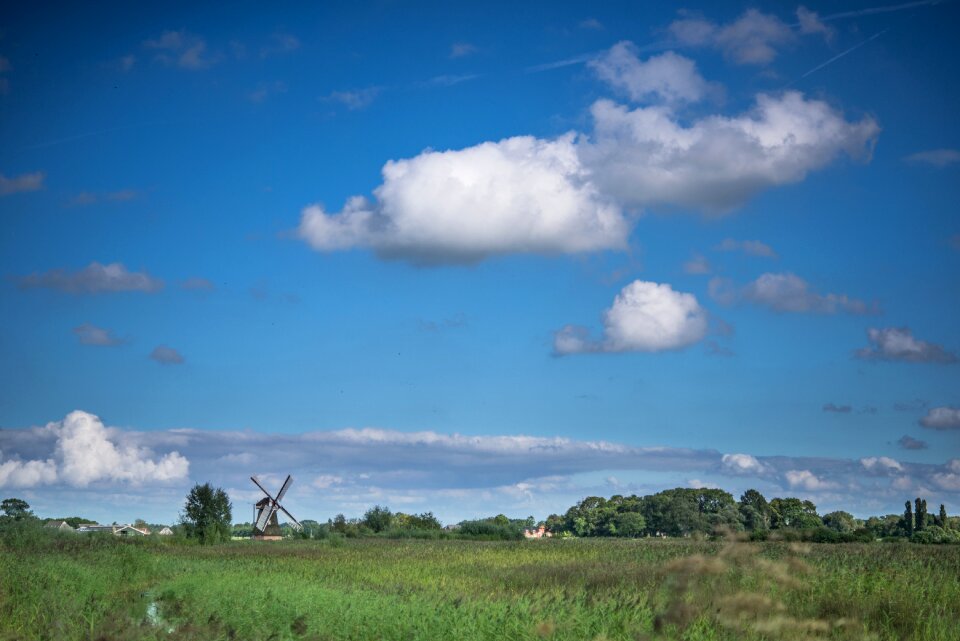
[[158, 527, 173, 536], [523, 525, 552, 539], [75, 523, 150, 536], [44, 520, 74, 532]]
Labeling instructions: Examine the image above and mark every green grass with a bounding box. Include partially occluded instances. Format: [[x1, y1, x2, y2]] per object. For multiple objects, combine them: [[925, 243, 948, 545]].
[[2, 534, 959, 640]]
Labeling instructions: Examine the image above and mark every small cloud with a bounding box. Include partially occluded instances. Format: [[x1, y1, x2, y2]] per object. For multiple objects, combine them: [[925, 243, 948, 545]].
[[418, 313, 467, 332], [904, 149, 960, 167], [855, 327, 957, 363], [322, 86, 381, 110], [796, 6, 834, 40], [860, 456, 903, 474], [579, 18, 604, 30], [714, 238, 777, 258], [785, 469, 836, 491], [68, 189, 139, 206], [143, 29, 219, 70], [119, 55, 136, 72], [859, 406, 878, 415], [894, 399, 928, 412], [106, 189, 139, 202], [69, 192, 99, 206], [150, 345, 184, 365], [738, 272, 874, 315], [0, 171, 45, 196], [73, 323, 124, 346], [554, 280, 708, 354], [683, 254, 711, 274], [919, 407, 960, 430], [720, 453, 768, 476], [424, 74, 481, 87], [18, 262, 163, 294], [705, 340, 734, 357], [669, 9, 795, 65], [260, 33, 300, 59], [897, 435, 928, 450], [589, 43, 709, 104], [180, 277, 215, 292], [247, 80, 287, 103], [822, 403, 852, 414], [449, 42, 478, 58]]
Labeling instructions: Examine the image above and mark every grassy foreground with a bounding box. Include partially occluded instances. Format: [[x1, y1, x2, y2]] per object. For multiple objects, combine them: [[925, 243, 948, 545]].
[[2, 534, 959, 641]]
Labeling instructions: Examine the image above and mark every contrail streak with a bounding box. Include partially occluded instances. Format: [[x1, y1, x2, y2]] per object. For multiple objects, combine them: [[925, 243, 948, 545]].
[[786, 29, 889, 87], [22, 122, 163, 151], [819, 0, 942, 21]]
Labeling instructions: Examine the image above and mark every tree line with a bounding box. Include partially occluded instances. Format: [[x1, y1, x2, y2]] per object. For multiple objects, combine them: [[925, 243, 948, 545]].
[[541, 488, 959, 543]]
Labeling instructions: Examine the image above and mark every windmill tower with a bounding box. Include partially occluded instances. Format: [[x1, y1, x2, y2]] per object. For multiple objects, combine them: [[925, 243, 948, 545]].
[[251, 475, 302, 540]]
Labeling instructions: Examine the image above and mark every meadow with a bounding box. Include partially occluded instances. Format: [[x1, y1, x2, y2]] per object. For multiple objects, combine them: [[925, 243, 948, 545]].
[[2, 533, 959, 641]]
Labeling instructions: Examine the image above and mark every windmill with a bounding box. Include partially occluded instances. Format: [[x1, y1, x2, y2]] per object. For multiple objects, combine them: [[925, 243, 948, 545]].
[[251, 474, 302, 540]]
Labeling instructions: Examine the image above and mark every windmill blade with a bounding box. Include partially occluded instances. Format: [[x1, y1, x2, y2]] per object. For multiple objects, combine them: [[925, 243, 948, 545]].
[[275, 475, 294, 504], [250, 476, 275, 501], [255, 504, 278, 532], [278, 504, 303, 531]]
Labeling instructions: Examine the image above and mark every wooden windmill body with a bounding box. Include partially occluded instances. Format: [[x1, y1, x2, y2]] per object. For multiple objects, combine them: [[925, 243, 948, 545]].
[[251, 475, 302, 541]]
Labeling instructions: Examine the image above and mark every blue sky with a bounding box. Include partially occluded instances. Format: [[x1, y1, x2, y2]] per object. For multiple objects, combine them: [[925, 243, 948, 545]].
[[1, 1, 959, 525]]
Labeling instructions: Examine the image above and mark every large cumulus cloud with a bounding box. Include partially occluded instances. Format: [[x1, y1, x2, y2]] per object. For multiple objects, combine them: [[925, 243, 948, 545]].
[[297, 44, 879, 264]]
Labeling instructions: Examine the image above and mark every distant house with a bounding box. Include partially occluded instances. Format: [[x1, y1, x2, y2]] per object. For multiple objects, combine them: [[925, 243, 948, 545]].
[[523, 525, 552, 539], [76, 524, 116, 534], [114, 525, 150, 537], [158, 527, 174, 536], [44, 520, 74, 532], [75, 523, 150, 536]]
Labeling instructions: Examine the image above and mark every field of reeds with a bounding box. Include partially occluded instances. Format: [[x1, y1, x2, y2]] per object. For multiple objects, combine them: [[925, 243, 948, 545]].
[[2, 532, 959, 641]]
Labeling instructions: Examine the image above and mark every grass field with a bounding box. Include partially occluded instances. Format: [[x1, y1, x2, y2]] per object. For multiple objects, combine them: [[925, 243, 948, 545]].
[[2, 534, 959, 641]]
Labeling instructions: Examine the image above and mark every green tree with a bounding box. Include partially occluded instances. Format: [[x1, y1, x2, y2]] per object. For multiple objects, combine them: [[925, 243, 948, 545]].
[[914, 498, 927, 532], [904, 501, 913, 536], [1, 498, 33, 520], [363, 505, 393, 533], [613, 512, 646, 537], [939, 504, 948, 528], [822, 511, 857, 533], [180, 483, 232, 544], [738, 489, 772, 531], [769, 498, 821, 529]]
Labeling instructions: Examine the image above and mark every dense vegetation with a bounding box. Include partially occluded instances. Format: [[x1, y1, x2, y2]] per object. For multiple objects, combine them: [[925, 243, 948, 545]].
[[2, 522, 960, 641], [542, 488, 960, 544]]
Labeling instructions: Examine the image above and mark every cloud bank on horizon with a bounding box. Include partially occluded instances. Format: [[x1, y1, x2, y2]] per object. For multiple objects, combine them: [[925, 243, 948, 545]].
[[1, 411, 958, 523]]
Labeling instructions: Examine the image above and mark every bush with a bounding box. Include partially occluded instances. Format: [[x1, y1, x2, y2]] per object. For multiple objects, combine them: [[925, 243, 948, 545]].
[[912, 525, 960, 545], [456, 520, 524, 540]]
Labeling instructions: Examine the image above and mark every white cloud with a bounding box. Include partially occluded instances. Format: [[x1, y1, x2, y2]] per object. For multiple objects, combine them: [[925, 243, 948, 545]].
[[18, 262, 164, 294], [739, 272, 872, 314], [796, 7, 834, 39], [860, 456, 903, 474], [0, 171, 45, 195], [150, 345, 185, 365], [0, 453, 58, 488], [554, 280, 707, 354], [582, 92, 879, 213], [897, 435, 928, 450], [683, 254, 711, 274], [856, 327, 957, 363], [932, 460, 960, 491], [904, 149, 960, 167], [73, 323, 124, 346], [919, 407, 960, 430], [143, 30, 218, 70], [323, 87, 381, 110], [449, 42, 478, 58], [715, 238, 777, 258], [785, 469, 836, 491], [669, 9, 795, 65], [721, 453, 768, 476], [298, 134, 627, 264], [0, 411, 188, 489], [589, 44, 709, 104]]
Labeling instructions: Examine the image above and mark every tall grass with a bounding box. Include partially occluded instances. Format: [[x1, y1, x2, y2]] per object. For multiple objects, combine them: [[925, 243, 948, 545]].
[[2, 530, 958, 640]]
